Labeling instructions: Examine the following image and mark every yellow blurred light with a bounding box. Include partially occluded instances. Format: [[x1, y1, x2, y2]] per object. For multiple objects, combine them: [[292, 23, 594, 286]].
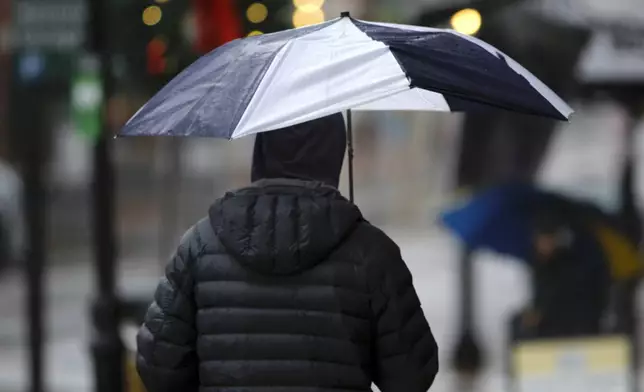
[[293, 0, 325, 12], [154, 0, 170, 3], [246, 3, 269, 24], [450, 8, 482, 36], [142, 5, 162, 26], [292, 8, 325, 27], [247, 30, 264, 37]]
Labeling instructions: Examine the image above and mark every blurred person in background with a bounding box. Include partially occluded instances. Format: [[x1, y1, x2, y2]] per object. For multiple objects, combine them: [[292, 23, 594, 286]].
[[0, 158, 24, 274], [517, 212, 610, 338], [136, 113, 439, 392]]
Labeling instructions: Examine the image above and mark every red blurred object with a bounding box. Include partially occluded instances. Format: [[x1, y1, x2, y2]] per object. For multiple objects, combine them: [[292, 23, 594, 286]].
[[147, 38, 168, 75], [193, 0, 243, 53]]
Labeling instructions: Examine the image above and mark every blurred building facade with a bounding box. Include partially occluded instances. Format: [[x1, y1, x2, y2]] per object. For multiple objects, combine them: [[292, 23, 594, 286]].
[[0, 0, 463, 267]]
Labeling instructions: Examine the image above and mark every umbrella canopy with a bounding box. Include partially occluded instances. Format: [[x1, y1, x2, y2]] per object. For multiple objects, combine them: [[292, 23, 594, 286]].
[[440, 183, 643, 280], [120, 14, 572, 139]]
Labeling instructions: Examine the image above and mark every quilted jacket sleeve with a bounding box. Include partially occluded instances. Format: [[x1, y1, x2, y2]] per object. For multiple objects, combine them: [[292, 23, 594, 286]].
[[370, 236, 439, 392], [136, 227, 200, 392]]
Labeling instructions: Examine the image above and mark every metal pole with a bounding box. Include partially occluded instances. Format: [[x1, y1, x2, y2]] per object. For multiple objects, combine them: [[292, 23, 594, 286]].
[[346, 109, 354, 202], [0, 0, 11, 161], [618, 101, 642, 246], [10, 21, 49, 388], [21, 98, 47, 392], [452, 246, 482, 372], [87, 0, 125, 391], [461, 247, 474, 329], [617, 98, 642, 392], [0, 7, 45, 390]]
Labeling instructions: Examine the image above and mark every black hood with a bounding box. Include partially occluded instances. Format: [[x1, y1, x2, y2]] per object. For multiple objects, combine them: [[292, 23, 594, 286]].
[[251, 113, 347, 188], [209, 179, 362, 276]]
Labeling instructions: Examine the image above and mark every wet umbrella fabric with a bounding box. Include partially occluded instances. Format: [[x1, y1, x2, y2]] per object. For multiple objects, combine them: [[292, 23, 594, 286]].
[[440, 183, 642, 280], [120, 16, 572, 139]]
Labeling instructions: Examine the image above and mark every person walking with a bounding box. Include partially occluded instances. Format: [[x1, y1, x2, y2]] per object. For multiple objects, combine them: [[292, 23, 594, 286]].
[[515, 212, 610, 338], [136, 113, 439, 392]]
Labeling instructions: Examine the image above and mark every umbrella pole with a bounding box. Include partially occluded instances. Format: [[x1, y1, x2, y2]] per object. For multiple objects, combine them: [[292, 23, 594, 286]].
[[347, 110, 354, 202]]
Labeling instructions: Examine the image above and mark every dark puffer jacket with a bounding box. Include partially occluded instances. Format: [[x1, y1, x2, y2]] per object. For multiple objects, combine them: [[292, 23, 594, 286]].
[[136, 181, 438, 391], [137, 113, 438, 391]]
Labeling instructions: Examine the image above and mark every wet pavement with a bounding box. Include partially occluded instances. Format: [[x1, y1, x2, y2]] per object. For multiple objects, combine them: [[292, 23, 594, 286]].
[[0, 228, 533, 392]]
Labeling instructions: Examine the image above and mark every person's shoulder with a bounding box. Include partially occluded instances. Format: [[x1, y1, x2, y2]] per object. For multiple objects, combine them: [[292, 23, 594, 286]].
[[176, 217, 219, 259], [347, 222, 411, 289], [349, 221, 402, 261]]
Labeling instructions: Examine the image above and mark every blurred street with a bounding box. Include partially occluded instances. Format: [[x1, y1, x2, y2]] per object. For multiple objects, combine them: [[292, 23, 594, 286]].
[[0, 252, 158, 392], [1, 0, 643, 391], [0, 228, 531, 392]]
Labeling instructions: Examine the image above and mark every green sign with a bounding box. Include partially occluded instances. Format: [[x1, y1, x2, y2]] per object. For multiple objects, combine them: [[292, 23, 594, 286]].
[[71, 56, 103, 141]]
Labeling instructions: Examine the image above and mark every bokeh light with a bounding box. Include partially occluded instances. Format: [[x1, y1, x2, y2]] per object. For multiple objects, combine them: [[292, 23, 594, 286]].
[[293, 0, 325, 13], [246, 3, 269, 24], [147, 37, 167, 56], [142, 5, 163, 26], [450, 8, 482, 36], [247, 30, 264, 37], [292, 8, 325, 28]]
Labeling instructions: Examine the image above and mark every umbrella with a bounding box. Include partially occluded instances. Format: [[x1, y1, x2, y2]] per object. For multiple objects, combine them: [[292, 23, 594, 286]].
[[440, 182, 643, 280], [119, 13, 573, 200]]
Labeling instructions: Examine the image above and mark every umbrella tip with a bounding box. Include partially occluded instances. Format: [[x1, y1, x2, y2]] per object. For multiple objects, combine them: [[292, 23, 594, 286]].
[[341, 11, 350, 18]]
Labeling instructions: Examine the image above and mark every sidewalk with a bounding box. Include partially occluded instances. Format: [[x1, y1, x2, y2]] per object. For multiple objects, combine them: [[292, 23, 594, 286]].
[[2, 228, 636, 391], [0, 253, 160, 392]]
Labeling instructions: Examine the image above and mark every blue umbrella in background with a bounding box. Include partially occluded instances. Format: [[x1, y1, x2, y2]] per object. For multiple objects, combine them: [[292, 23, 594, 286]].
[[440, 182, 642, 278], [441, 183, 539, 259]]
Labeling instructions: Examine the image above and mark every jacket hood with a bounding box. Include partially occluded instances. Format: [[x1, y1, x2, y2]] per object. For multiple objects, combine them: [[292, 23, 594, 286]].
[[209, 179, 362, 276], [251, 113, 346, 188]]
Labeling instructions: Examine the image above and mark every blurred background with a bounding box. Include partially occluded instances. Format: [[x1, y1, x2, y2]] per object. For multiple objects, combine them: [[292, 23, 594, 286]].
[[0, 0, 643, 391]]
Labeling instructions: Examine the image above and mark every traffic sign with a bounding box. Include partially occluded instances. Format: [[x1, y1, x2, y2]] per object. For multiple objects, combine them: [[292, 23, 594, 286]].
[[10, 0, 88, 85], [585, 0, 644, 26], [11, 0, 87, 52], [578, 30, 644, 85]]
